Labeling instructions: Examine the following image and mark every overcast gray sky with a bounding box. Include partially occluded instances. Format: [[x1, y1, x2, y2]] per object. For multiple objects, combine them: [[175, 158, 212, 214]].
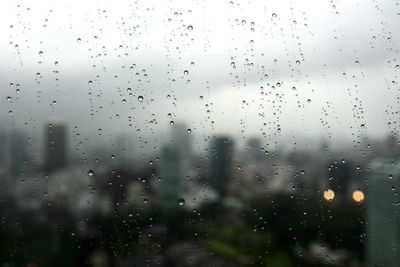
[[0, 0, 399, 154]]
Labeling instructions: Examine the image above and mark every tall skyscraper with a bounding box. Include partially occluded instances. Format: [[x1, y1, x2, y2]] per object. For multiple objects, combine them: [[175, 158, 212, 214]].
[[156, 145, 183, 209], [8, 131, 27, 176], [0, 127, 6, 168], [367, 159, 400, 267], [246, 137, 262, 161], [45, 121, 67, 173], [210, 136, 234, 197], [115, 133, 137, 164], [170, 122, 191, 159], [385, 134, 400, 158]]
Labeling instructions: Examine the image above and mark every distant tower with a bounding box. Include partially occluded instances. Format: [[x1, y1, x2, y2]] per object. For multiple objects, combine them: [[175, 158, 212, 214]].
[[367, 159, 400, 267], [385, 134, 400, 158], [210, 136, 234, 197], [247, 137, 261, 160], [156, 145, 183, 209], [45, 121, 67, 173], [0, 127, 6, 168], [9, 131, 28, 176], [170, 123, 191, 158]]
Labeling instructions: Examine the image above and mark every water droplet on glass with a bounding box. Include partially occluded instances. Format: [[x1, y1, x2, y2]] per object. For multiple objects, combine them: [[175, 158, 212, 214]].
[[138, 96, 144, 102], [187, 25, 193, 31], [88, 170, 94, 177], [178, 198, 185, 206], [184, 70, 189, 75]]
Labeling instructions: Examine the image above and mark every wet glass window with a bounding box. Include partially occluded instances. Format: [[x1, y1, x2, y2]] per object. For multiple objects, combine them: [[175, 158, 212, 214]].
[[0, 0, 399, 266]]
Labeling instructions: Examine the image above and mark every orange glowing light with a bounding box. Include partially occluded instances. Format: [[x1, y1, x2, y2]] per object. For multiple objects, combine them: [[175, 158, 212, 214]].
[[323, 189, 335, 201], [352, 190, 365, 203]]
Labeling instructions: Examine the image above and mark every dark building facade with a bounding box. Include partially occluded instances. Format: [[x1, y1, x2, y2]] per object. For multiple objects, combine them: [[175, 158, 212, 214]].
[[0, 127, 6, 168], [157, 145, 183, 209], [210, 136, 234, 197], [367, 159, 400, 267], [45, 122, 67, 173], [9, 131, 28, 176]]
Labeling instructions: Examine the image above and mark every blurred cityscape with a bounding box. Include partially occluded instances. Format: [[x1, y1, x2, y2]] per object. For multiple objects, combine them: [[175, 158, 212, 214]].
[[0, 120, 399, 267]]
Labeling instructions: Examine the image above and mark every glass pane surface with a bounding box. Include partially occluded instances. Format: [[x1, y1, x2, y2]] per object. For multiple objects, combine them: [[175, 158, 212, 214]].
[[0, 0, 399, 266]]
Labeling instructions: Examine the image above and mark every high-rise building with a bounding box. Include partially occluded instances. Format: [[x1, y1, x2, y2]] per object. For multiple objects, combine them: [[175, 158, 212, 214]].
[[156, 145, 183, 209], [367, 159, 400, 267], [9, 131, 28, 176], [170, 122, 191, 159], [45, 121, 67, 173], [246, 137, 262, 161], [0, 127, 6, 168], [385, 134, 400, 158], [210, 136, 234, 197], [115, 133, 137, 164]]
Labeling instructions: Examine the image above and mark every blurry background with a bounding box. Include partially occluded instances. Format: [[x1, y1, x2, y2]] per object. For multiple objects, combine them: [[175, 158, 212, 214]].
[[0, 0, 399, 266]]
